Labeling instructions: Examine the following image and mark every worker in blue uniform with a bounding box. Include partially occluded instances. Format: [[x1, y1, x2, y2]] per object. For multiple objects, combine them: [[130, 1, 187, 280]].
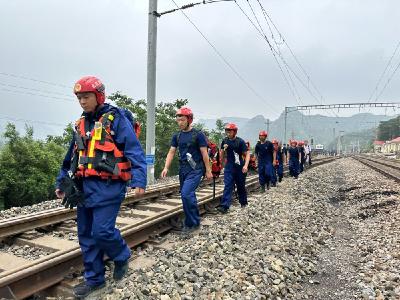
[[287, 139, 300, 178], [271, 139, 284, 183], [255, 131, 275, 192], [217, 123, 250, 213], [55, 76, 147, 298], [162, 107, 212, 232]]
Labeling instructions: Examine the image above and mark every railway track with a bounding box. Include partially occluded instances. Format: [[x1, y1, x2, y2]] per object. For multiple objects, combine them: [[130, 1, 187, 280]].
[[0, 156, 337, 299], [354, 155, 400, 182]]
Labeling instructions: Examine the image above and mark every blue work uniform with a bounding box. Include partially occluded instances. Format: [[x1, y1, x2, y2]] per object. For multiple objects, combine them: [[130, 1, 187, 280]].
[[255, 141, 274, 187], [220, 137, 248, 209], [55, 103, 147, 286], [288, 146, 300, 178], [298, 146, 305, 173], [171, 129, 207, 228], [276, 148, 284, 180]]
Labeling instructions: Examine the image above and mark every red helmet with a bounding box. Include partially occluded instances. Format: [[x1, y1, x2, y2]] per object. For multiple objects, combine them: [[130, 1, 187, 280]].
[[259, 130, 268, 137], [272, 139, 278, 144], [290, 139, 298, 146], [74, 76, 106, 105], [176, 107, 194, 124], [298, 141, 304, 146], [225, 123, 238, 131]]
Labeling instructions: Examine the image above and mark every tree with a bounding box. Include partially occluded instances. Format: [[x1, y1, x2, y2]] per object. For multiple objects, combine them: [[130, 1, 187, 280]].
[[210, 119, 226, 145], [377, 116, 400, 141], [46, 123, 74, 148], [0, 123, 65, 209]]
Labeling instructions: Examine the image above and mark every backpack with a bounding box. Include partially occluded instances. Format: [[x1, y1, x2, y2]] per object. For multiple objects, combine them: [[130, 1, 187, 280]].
[[116, 107, 141, 138]]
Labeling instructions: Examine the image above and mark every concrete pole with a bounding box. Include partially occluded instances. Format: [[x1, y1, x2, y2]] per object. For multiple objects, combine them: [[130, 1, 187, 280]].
[[284, 107, 287, 143], [146, 0, 158, 184]]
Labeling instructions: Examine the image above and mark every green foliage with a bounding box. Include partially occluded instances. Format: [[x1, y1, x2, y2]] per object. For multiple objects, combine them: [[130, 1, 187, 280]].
[[0, 123, 65, 209], [108, 92, 147, 146], [46, 123, 74, 148], [108, 92, 188, 177], [209, 119, 226, 146], [377, 116, 400, 141]]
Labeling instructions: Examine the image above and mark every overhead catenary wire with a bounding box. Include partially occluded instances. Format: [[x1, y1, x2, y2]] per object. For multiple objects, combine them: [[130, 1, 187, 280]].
[[0, 82, 73, 98], [244, 0, 305, 107], [0, 115, 67, 128], [253, 0, 340, 118], [234, 1, 321, 105], [368, 41, 400, 103], [169, 0, 281, 115], [374, 59, 400, 101], [243, 0, 315, 137], [159, 0, 235, 16], [0, 72, 70, 89], [0, 88, 75, 102], [359, 40, 400, 132]]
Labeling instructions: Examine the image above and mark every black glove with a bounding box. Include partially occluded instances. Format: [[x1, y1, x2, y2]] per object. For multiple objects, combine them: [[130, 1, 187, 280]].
[[59, 176, 84, 209]]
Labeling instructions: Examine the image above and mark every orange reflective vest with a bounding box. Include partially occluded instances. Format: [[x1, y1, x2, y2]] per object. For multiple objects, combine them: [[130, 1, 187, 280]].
[[73, 112, 131, 181]]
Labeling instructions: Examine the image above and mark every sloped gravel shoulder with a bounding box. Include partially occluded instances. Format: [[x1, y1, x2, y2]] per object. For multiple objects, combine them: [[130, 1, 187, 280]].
[[95, 159, 348, 299]]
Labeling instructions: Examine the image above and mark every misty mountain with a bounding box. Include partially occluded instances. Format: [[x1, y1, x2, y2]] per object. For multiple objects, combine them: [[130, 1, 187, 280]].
[[198, 112, 392, 146]]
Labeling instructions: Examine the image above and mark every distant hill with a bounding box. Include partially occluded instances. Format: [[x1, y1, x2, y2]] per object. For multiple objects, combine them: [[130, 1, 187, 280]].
[[198, 112, 392, 147]]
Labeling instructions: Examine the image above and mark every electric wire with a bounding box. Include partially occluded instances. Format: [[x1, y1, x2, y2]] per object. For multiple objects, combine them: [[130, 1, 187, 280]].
[[0, 82, 73, 98], [235, 1, 321, 105], [170, 0, 281, 115], [0, 115, 67, 128], [244, 0, 304, 107], [368, 41, 400, 102], [254, 0, 339, 118], [0, 72, 70, 89], [0, 88, 75, 102]]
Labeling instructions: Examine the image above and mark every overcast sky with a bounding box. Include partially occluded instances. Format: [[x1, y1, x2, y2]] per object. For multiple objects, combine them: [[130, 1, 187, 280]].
[[1, 0, 400, 137]]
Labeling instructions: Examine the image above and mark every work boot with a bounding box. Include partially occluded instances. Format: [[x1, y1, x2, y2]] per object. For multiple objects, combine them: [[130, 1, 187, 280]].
[[73, 281, 105, 298], [278, 177, 282, 182], [271, 182, 276, 187], [216, 205, 228, 214], [241, 203, 248, 208], [260, 185, 266, 193], [266, 183, 270, 190], [113, 260, 129, 281]]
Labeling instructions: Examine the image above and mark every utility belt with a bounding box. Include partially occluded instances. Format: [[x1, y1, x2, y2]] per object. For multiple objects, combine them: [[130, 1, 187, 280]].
[[78, 155, 128, 175]]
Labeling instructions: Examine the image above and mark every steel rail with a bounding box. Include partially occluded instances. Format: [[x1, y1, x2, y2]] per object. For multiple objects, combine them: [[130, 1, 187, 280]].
[[354, 155, 400, 182]]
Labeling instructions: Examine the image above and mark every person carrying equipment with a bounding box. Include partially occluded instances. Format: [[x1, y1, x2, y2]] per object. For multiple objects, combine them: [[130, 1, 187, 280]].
[[161, 107, 212, 233], [271, 139, 284, 184], [208, 139, 222, 201], [255, 130, 275, 192], [248, 153, 257, 173], [287, 139, 300, 178], [217, 123, 250, 213], [55, 76, 147, 298]]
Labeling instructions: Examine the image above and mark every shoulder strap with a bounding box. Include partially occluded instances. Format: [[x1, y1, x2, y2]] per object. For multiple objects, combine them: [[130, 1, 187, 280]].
[[191, 128, 199, 148], [235, 138, 240, 149], [99, 111, 115, 145], [177, 131, 182, 146]]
